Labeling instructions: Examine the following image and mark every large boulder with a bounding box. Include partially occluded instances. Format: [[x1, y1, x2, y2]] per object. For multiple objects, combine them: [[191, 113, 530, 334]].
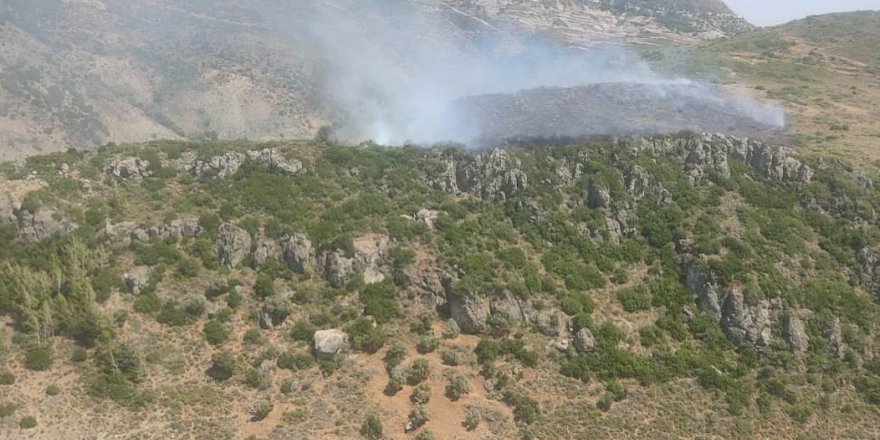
[[313, 329, 347, 360], [253, 237, 282, 268], [216, 223, 252, 268]]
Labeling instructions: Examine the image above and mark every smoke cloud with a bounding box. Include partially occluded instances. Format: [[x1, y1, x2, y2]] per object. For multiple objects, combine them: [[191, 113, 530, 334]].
[[289, 0, 784, 146]]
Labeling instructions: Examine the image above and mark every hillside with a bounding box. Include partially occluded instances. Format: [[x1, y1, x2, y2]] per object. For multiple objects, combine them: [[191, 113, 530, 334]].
[[1, 133, 880, 439]]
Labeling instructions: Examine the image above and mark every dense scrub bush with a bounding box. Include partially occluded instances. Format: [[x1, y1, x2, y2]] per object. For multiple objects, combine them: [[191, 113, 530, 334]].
[[384, 342, 407, 372], [416, 336, 439, 354], [253, 274, 276, 299], [19, 416, 37, 429], [407, 404, 429, 430]]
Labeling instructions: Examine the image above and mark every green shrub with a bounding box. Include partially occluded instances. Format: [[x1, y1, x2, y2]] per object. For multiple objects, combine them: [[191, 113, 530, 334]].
[[207, 352, 236, 382], [407, 359, 431, 385], [244, 368, 270, 390], [203, 320, 229, 346], [416, 336, 439, 354], [250, 400, 273, 422], [156, 301, 196, 326], [24, 346, 53, 371], [253, 274, 276, 299], [71, 347, 88, 363], [463, 406, 481, 430], [415, 430, 436, 440], [442, 319, 461, 339], [441, 350, 460, 366], [19, 416, 37, 429], [411, 383, 432, 404], [360, 281, 399, 324], [446, 374, 470, 401], [243, 328, 263, 345], [0, 370, 15, 385], [347, 318, 386, 353], [277, 352, 316, 371], [407, 404, 429, 430], [262, 296, 293, 326], [45, 384, 60, 396], [597, 393, 614, 411], [384, 342, 407, 372], [360, 414, 384, 440], [289, 320, 317, 343], [0, 403, 16, 417], [617, 287, 652, 312]]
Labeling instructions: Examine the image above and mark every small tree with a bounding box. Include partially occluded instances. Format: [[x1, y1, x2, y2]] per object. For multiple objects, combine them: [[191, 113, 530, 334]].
[[442, 319, 461, 339], [463, 406, 481, 431], [203, 320, 229, 346], [416, 336, 439, 354]]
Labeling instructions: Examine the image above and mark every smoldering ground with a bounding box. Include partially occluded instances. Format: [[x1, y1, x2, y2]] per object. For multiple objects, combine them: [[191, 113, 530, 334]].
[[282, 0, 784, 146]]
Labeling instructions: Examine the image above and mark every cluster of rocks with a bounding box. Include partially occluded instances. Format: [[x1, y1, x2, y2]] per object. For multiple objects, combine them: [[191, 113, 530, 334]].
[[625, 133, 813, 184], [105, 148, 304, 182], [16, 208, 77, 243], [684, 263, 853, 358], [101, 217, 203, 244], [425, 149, 528, 201], [169, 148, 304, 180], [685, 264, 776, 348], [214, 222, 392, 288], [106, 157, 153, 181]]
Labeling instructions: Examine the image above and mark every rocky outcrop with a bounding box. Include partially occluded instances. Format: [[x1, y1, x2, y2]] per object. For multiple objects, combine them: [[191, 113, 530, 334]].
[[280, 233, 315, 274], [124, 266, 151, 295], [106, 157, 152, 181], [685, 264, 775, 348], [321, 249, 356, 289], [16, 209, 76, 243], [446, 287, 491, 334], [426, 149, 528, 200], [825, 318, 848, 359], [719, 289, 773, 347], [783, 311, 809, 353], [353, 234, 391, 285], [587, 183, 612, 209], [313, 329, 347, 360], [169, 148, 304, 181], [253, 236, 282, 268], [573, 327, 596, 353], [627, 134, 812, 184], [216, 223, 252, 268]]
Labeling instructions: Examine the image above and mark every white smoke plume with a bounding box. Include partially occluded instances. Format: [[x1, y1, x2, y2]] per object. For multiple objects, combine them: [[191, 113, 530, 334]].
[[287, 0, 783, 145]]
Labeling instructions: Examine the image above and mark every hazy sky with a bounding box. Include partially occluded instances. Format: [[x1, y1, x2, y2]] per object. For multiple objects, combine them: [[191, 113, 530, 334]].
[[725, 0, 880, 26]]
